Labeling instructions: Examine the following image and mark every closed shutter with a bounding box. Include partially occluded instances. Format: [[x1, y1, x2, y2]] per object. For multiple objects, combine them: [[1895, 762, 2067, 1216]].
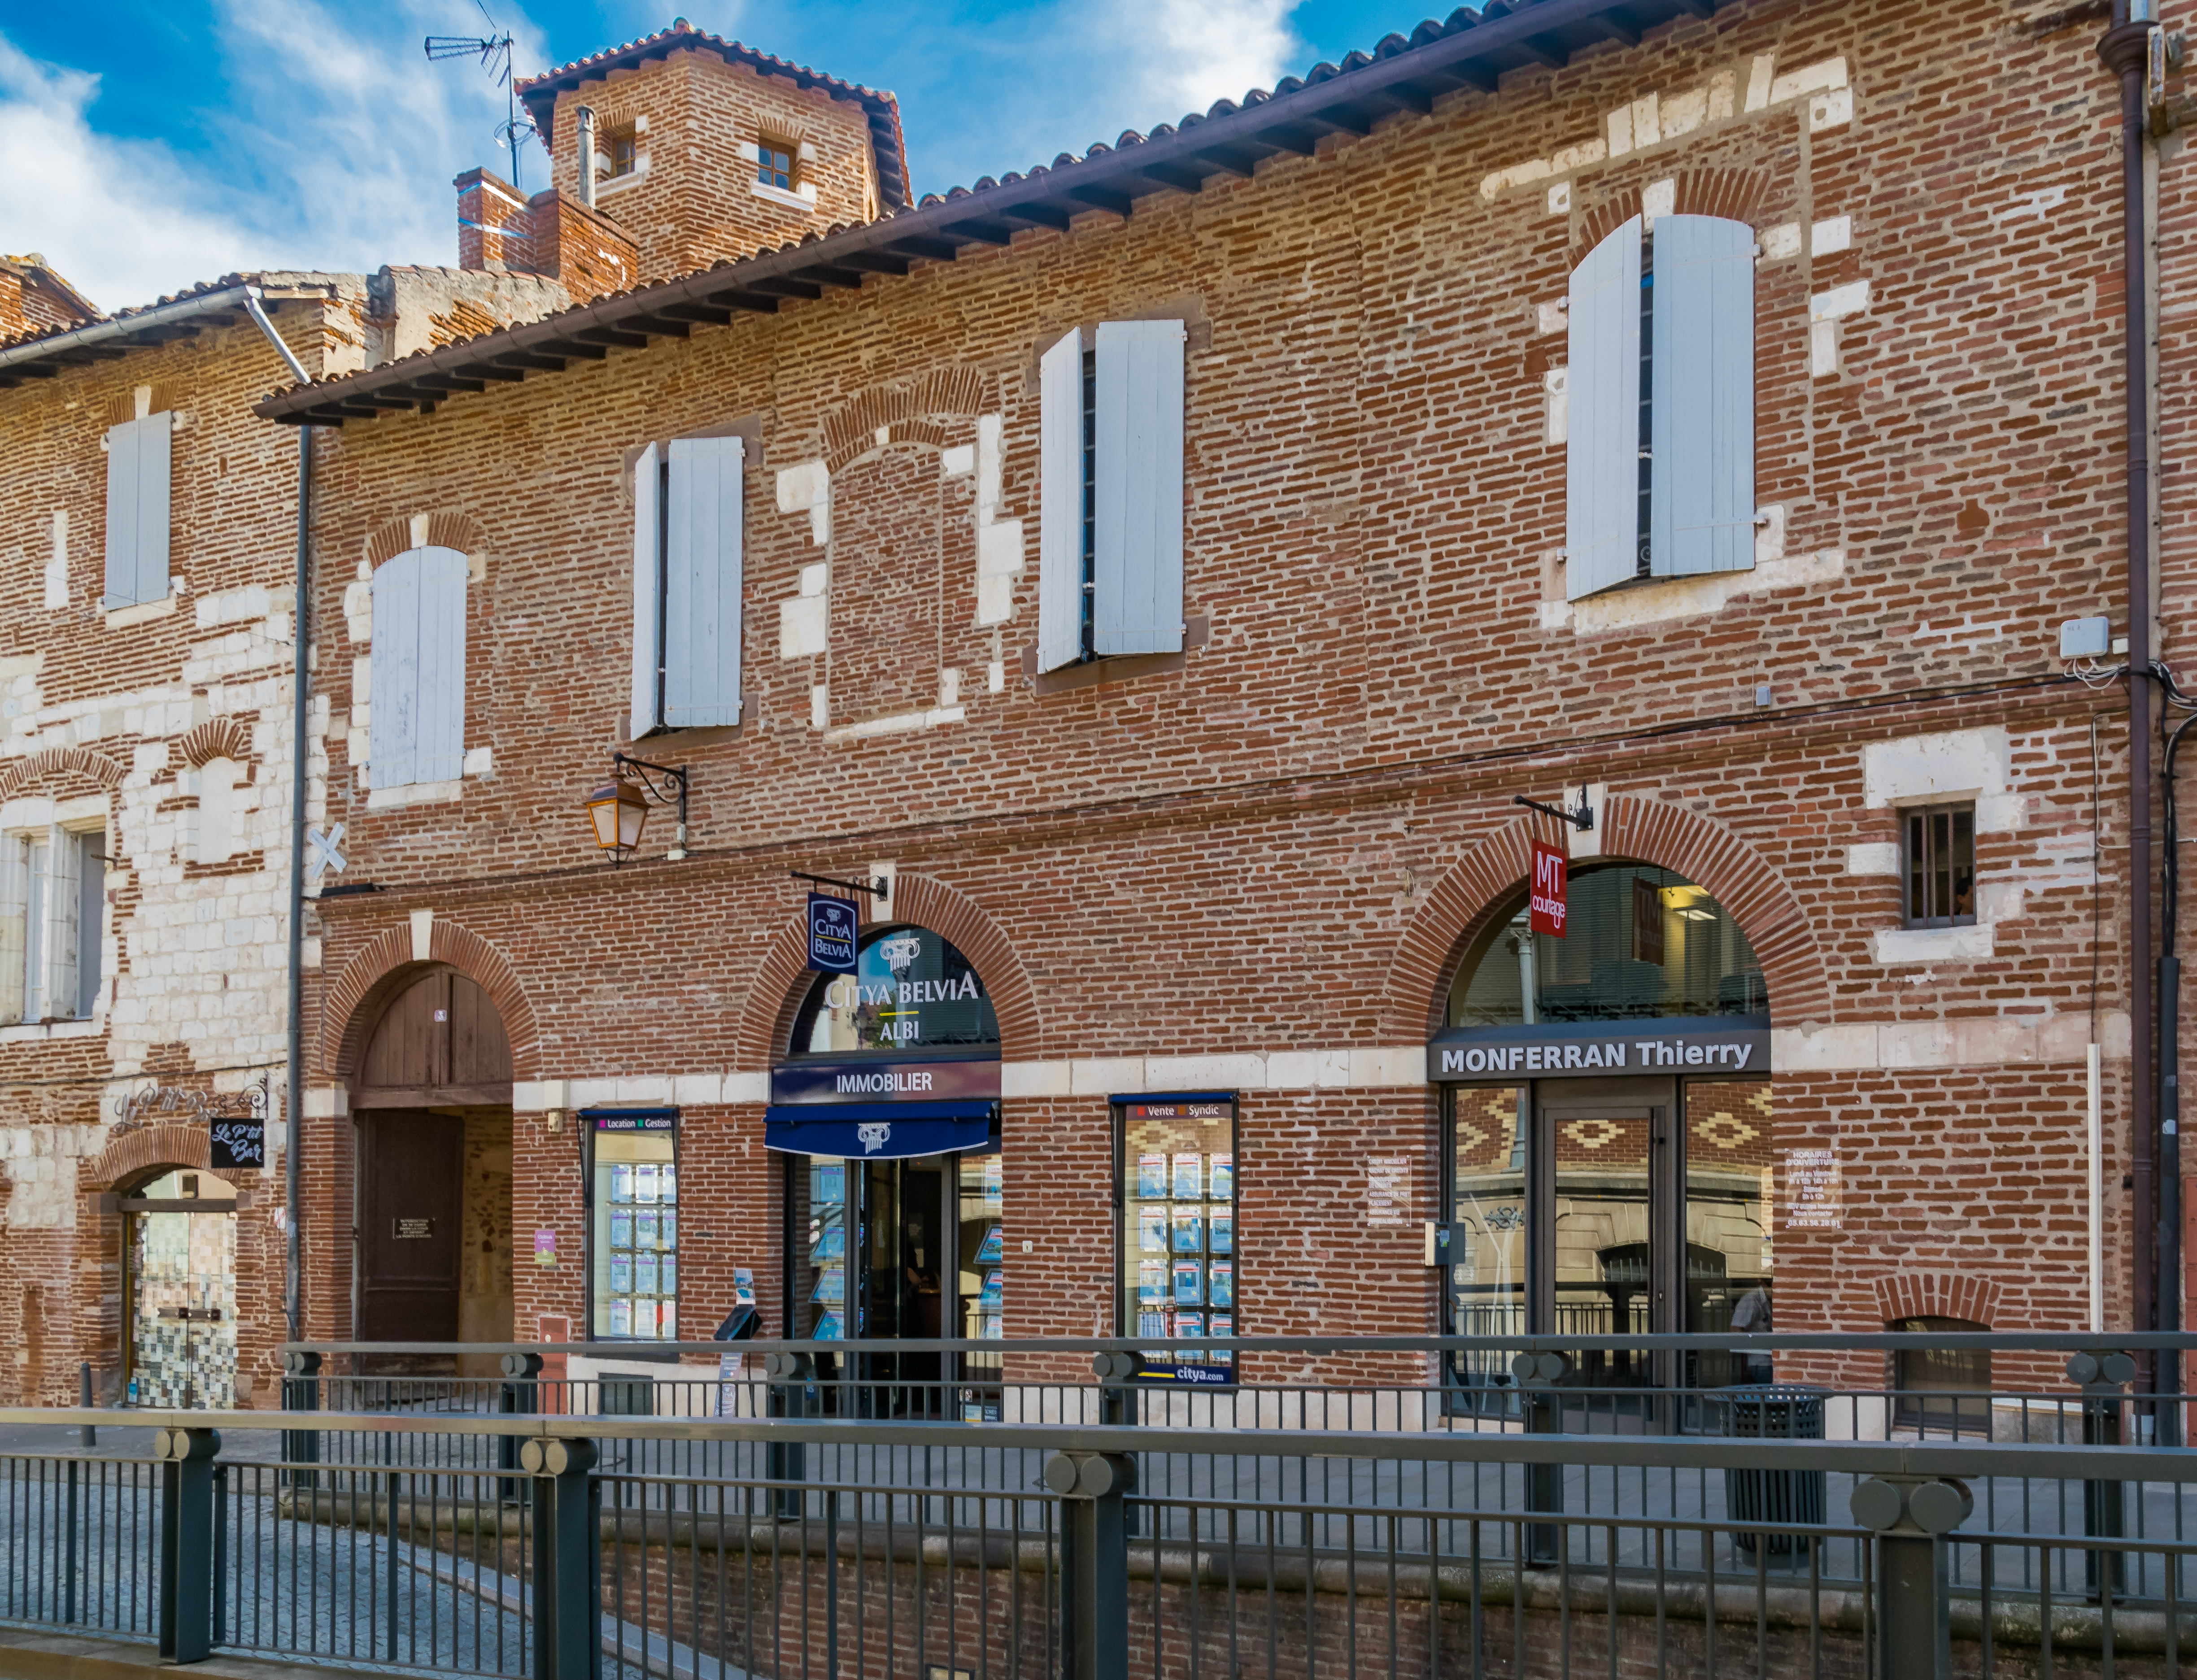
[[664, 435, 745, 727], [413, 546, 470, 783], [0, 836, 27, 1024], [103, 413, 172, 608], [76, 839, 105, 1020], [1651, 215, 1756, 578], [1036, 330, 1085, 674], [42, 829, 80, 1021], [1093, 319, 1187, 656], [22, 838, 45, 1022], [1565, 216, 1643, 601], [630, 444, 663, 738], [368, 549, 423, 790], [134, 411, 172, 605]]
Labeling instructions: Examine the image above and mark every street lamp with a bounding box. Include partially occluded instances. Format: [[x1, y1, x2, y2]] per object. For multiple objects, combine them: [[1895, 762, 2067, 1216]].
[[585, 754, 690, 864]]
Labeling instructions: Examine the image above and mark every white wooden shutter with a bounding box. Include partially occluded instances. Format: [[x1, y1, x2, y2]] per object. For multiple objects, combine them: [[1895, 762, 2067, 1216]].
[[42, 829, 79, 1021], [630, 444, 664, 738], [76, 838, 104, 1020], [413, 546, 469, 783], [665, 435, 745, 727], [1094, 320, 1187, 657], [103, 413, 172, 608], [0, 836, 28, 1024], [1565, 217, 1643, 601], [103, 421, 137, 607], [135, 411, 172, 605], [21, 838, 45, 1022], [1651, 214, 1757, 579], [1036, 330, 1085, 674], [368, 549, 423, 789]]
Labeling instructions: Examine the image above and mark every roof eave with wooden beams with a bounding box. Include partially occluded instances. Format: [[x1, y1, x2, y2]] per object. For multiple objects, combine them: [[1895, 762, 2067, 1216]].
[[257, 0, 1735, 429]]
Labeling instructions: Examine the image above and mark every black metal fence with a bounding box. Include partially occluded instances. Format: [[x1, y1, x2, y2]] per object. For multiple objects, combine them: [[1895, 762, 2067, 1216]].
[[0, 1333, 2192, 1679]]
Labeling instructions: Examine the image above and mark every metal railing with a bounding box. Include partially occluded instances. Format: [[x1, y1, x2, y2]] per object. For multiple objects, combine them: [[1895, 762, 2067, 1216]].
[[0, 1333, 2189, 1678]]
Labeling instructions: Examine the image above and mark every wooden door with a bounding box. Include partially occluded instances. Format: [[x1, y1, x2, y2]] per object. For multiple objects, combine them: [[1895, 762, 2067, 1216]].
[[359, 1112, 463, 1341]]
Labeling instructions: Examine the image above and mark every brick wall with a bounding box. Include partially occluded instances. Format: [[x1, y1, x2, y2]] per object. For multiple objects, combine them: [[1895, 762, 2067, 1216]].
[[285, 0, 2166, 1372], [536, 48, 881, 287]]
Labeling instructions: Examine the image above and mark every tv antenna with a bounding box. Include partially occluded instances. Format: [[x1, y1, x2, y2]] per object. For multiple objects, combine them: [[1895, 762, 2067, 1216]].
[[425, 1, 536, 197]]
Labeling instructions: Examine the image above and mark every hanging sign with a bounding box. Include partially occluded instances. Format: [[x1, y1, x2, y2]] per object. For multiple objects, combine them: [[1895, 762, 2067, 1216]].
[[1528, 839, 1569, 937], [806, 893, 859, 974], [209, 1115, 266, 1171]]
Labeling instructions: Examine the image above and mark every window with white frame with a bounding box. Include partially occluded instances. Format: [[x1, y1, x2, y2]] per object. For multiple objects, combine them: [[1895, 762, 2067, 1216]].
[[104, 409, 172, 608], [1036, 320, 1186, 673], [1565, 214, 1756, 601], [367, 545, 468, 789], [0, 824, 106, 1024], [630, 436, 745, 736]]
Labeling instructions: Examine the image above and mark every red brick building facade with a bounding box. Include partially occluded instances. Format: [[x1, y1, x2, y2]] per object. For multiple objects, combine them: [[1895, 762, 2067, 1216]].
[[3, 0, 2189, 1416]]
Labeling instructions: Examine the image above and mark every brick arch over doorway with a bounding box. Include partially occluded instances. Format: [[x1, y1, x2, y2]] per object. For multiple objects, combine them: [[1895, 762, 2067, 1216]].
[[1382, 795, 1833, 1041], [91, 1123, 235, 1192], [734, 873, 1040, 1070], [320, 919, 541, 1082], [1875, 1271, 2001, 1327]]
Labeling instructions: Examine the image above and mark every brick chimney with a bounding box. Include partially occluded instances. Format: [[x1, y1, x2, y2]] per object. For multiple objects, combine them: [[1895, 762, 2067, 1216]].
[[453, 167, 639, 305]]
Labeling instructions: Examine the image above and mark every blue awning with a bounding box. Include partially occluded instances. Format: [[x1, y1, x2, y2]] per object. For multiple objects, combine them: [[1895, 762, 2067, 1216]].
[[764, 1101, 996, 1159]]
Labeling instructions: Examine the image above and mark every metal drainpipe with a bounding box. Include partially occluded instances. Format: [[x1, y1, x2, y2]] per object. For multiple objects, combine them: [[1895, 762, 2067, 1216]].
[[2101, 7, 2159, 1402], [575, 106, 598, 209], [241, 290, 313, 1348]]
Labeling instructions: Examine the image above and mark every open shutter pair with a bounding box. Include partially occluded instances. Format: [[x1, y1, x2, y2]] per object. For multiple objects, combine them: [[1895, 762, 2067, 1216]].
[[1565, 214, 1755, 601], [368, 546, 469, 788], [632, 436, 744, 736], [1037, 321, 1186, 674], [104, 411, 172, 608]]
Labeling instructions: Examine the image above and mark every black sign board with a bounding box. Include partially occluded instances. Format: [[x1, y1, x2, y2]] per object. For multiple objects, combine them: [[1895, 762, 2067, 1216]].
[[806, 892, 859, 973], [209, 1115, 265, 1171], [393, 1218, 435, 1240]]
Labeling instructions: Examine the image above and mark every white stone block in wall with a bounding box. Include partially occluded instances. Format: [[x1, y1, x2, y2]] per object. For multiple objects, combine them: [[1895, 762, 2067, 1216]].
[[1003, 1061, 1071, 1097], [1070, 1058, 1145, 1097], [1867, 924, 1995, 966], [1846, 843, 1898, 876]]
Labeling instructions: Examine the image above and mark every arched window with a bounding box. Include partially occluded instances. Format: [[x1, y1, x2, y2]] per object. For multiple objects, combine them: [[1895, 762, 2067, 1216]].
[[1566, 213, 1756, 600], [1446, 861, 1765, 1028], [368, 545, 468, 789], [789, 924, 1000, 1054]]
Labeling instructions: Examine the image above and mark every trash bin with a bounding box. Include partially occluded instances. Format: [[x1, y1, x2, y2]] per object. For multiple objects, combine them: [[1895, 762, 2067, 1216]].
[[1720, 1384, 1827, 1560]]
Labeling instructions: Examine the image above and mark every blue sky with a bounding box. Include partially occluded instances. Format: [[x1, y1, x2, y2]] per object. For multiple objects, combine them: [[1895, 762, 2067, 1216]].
[[0, 0, 1420, 312]]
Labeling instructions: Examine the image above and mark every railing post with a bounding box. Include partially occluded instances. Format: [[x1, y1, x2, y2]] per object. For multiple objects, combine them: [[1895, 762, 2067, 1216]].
[[1852, 1475, 1971, 1680], [765, 1352, 811, 1520], [280, 1350, 321, 1492], [521, 1437, 600, 1680], [1045, 1451, 1133, 1680], [1513, 1351, 1569, 1565], [78, 1362, 96, 1449], [2069, 1351, 2133, 1597], [501, 1353, 543, 1502], [155, 1425, 221, 1663], [1093, 1354, 1142, 1536]]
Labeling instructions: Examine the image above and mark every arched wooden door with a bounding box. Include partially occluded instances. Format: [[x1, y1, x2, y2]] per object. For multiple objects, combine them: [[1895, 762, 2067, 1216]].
[[354, 968, 514, 1345]]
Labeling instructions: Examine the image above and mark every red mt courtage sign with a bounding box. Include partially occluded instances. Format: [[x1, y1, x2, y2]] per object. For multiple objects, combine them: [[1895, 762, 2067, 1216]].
[[1529, 839, 1569, 937]]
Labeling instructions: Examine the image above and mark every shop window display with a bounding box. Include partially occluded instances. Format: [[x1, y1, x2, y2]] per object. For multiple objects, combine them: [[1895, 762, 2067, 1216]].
[[591, 1115, 678, 1341], [1118, 1099, 1236, 1366]]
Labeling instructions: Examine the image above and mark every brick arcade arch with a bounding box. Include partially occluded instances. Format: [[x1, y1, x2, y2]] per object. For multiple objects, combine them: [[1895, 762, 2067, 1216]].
[[90, 1123, 236, 1193], [1382, 793, 1833, 1042], [734, 873, 1041, 1071], [320, 918, 542, 1082]]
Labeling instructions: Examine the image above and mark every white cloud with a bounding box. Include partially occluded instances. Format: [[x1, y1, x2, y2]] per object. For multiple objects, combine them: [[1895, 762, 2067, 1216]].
[[0, 3, 551, 313], [0, 39, 258, 313], [1098, 0, 1300, 130]]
